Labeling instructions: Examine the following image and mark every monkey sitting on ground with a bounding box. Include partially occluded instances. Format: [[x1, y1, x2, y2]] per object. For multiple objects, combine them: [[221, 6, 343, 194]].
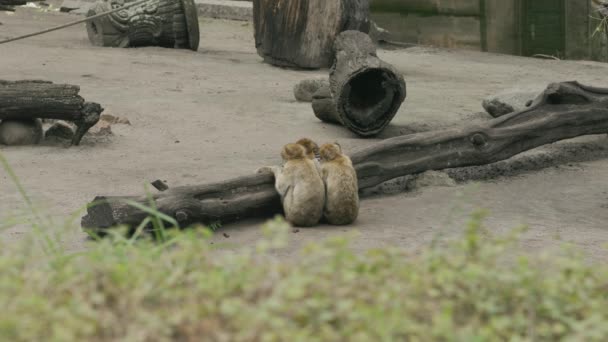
[[258, 143, 325, 227], [319, 143, 359, 225], [0, 119, 43, 146]]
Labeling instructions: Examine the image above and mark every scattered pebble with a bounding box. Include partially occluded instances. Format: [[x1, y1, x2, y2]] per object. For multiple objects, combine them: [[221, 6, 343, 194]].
[[100, 114, 131, 125], [293, 78, 329, 102], [89, 120, 112, 136]]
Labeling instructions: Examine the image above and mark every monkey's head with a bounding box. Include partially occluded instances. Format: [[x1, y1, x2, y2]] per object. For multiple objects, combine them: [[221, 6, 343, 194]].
[[281, 143, 306, 161], [296, 138, 319, 159], [319, 143, 342, 162]]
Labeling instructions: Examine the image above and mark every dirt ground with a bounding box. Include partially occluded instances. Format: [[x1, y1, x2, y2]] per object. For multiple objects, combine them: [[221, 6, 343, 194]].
[[1, 9, 607, 260]]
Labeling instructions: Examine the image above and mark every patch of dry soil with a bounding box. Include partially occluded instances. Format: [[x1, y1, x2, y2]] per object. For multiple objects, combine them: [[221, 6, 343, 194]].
[[1, 9, 607, 260]]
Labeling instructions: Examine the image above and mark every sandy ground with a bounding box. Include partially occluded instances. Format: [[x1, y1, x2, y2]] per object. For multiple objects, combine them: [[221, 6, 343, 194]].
[[1, 9, 607, 260]]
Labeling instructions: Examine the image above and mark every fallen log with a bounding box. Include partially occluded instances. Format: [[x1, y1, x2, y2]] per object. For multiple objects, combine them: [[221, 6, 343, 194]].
[[0, 80, 104, 146], [86, 0, 200, 50], [81, 81, 608, 233], [252, 0, 370, 69], [313, 31, 407, 137], [0, 0, 25, 5]]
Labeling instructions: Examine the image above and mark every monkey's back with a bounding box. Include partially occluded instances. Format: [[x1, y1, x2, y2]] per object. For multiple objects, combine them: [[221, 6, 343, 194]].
[[282, 159, 325, 227], [322, 157, 359, 225]]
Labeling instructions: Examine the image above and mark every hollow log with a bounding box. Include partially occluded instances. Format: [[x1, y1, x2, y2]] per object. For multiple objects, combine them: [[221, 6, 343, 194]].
[[314, 31, 407, 137], [86, 0, 200, 50], [82, 81, 608, 233], [0, 80, 104, 146], [252, 0, 370, 69]]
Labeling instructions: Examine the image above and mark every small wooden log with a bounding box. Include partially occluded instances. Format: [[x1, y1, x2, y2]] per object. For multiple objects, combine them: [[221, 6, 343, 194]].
[[81, 81, 608, 233], [252, 0, 370, 69], [319, 30, 407, 137], [86, 0, 200, 51], [0, 0, 25, 5], [0, 80, 104, 146]]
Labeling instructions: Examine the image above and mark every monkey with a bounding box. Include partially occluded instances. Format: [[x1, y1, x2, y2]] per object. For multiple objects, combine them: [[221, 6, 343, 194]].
[[318, 143, 359, 225], [0, 119, 43, 146], [295, 138, 320, 160], [258, 143, 325, 227]]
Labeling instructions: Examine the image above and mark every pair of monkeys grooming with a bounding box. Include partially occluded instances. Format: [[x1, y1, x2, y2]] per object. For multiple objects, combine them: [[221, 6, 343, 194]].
[[258, 138, 359, 227]]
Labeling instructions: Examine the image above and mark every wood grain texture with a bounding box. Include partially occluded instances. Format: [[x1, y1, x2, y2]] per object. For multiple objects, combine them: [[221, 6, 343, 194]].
[[253, 0, 370, 69], [81, 82, 608, 233]]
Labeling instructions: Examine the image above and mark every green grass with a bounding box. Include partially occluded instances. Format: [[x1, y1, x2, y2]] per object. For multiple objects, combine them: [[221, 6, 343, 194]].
[[1, 153, 607, 341]]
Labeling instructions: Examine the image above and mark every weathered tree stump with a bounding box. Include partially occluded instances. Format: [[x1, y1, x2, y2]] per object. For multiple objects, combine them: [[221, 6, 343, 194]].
[[86, 0, 200, 50], [81, 82, 608, 233], [252, 0, 370, 69], [0, 80, 104, 146], [312, 31, 406, 137]]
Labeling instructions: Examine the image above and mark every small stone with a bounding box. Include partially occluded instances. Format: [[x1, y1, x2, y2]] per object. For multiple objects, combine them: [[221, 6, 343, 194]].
[[0, 119, 43, 146], [223, 233, 230, 238], [100, 114, 131, 125], [151, 179, 169, 191], [45, 121, 74, 140], [294, 78, 329, 102], [482, 84, 546, 117], [89, 120, 112, 136]]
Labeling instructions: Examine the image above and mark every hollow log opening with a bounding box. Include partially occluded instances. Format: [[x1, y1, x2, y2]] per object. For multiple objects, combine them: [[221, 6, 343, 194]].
[[329, 31, 406, 136], [348, 70, 386, 112], [345, 69, 394, 127]]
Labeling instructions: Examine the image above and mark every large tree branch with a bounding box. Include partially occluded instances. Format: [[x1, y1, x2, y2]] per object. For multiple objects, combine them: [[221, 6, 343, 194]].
[[81, 81, 608, 233]]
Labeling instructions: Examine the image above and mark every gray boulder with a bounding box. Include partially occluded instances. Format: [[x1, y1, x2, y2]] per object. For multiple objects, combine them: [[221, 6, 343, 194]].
[[482, 85, 547, 118]]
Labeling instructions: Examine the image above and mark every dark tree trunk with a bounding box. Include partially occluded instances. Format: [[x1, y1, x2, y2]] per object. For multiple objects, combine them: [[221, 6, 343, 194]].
[[252, 0, 370, 69], [81, 82, 608, 233], [86, 0, 200, 51], [319, 30, 407, 137], [0, 80, 104, 146]]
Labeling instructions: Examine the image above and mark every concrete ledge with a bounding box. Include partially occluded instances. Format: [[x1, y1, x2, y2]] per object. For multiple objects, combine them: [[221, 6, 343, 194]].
[[195, 0, 252, 22], [59, 0, 253, 21]]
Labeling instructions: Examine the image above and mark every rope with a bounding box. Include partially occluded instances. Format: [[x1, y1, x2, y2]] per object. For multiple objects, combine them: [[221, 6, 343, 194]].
[[0, 0, 152, 45]]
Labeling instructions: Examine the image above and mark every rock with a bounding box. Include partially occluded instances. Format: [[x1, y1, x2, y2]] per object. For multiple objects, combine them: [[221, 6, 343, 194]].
[[45, 121, 75, 141], [89, 120, 112, 136], [412, 171, 456, 189], [294, 78, 329, 102], [482, 85, 546, 118], [0, 119, 43, 146], [100, 114, 131, 125]]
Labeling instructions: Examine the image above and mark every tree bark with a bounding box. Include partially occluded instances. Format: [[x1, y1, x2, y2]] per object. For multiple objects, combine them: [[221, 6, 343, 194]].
[[86, 0, 200, 51], [81, 81, 608, 233], [324, 30, 406, 137], [0, 80, 104, 146], [252, 0, 370, 69]]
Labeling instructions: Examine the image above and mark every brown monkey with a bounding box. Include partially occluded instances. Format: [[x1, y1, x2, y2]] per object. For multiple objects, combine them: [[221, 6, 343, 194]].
[[295, 138, 320, 160], [0, 119, 43, 146], [319, 143, 359, 225], [258, 143, 325, 227]]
